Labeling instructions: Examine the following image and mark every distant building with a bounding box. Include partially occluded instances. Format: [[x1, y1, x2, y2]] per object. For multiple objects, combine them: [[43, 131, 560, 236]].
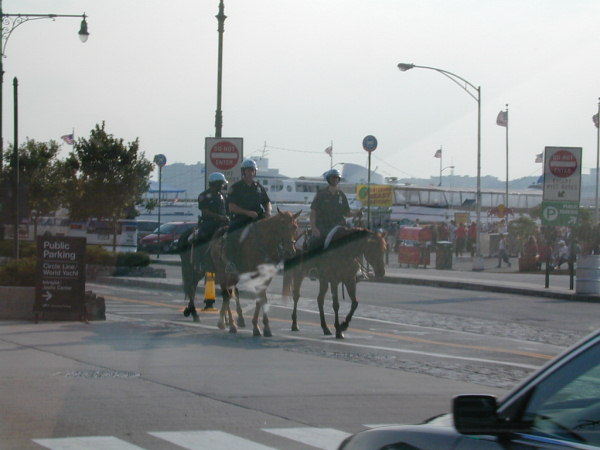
[[159, 162, 205, 200]]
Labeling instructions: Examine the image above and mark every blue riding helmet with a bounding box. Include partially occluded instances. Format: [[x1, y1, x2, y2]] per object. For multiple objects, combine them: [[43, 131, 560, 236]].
[[208, 172, 228, 185], [324, 168, 342, 184], [241, 159, 257, 172]]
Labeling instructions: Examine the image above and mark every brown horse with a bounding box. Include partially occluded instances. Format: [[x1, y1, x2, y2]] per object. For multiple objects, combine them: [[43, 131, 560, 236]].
[[210, 209, 300, 336], [283, 226, 386, 339]]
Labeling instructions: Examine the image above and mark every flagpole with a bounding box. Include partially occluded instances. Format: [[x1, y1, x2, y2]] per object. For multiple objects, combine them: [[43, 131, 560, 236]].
[[439, 146, 442, 186], [505, 104, 509, 209], [330, 140, 333, 169], [596, 98, 600, 224]]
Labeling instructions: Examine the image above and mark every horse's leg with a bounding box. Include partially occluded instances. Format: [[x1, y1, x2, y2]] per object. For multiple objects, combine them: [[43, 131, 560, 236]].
[[260, 283, 273, 337], [317, 277, 331, 335], [234, 287, 245, 328], [227, 287, 237, 333], [252, 296, 262, 337], [181, 250, 199, 322], [217, 284, 229, 330], [331, 281, 344, 339], [291, 267, 303, 332], [339, 279, 358, 332]]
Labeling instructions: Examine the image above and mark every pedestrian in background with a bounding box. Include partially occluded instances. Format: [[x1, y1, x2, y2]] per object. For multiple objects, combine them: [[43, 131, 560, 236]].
[[497, 233, 511, 268]]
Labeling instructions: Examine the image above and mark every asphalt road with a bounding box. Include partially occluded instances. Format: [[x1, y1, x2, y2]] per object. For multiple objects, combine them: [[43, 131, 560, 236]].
[[2, 258, 599, 450]]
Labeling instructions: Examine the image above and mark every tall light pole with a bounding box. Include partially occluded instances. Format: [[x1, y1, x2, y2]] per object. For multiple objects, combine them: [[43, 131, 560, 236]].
[[439, 165, 454, 186], [214, 0, 226, 138], [0, 0, 89, 170], [397, 62, 483, 271], [595, 97, 600, 224]]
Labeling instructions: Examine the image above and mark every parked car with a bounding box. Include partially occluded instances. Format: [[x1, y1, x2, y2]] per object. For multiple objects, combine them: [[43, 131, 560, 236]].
[[338, 328, 600, 449], [138, 221, 195, 254], [136, 220, 160, 248]]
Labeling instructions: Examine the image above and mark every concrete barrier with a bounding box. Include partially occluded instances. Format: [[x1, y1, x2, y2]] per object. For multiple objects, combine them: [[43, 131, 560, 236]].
[[0, 286, 34, 320]]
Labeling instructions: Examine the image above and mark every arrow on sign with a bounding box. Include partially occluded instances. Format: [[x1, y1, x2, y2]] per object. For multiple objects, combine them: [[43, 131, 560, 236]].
[[42, 291, 52, 302], [568, 216, 578, 225]]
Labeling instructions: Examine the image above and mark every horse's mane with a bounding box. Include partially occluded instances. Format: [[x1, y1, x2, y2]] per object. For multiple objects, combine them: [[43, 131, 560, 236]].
[[328, 226, 370, 251]]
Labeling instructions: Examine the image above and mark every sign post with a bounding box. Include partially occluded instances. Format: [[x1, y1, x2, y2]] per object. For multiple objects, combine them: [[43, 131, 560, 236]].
[[205, 137, 243, 189], [541, 147, 582, 227], [35, 236, 86, 321], [362, 135, 378, 229], [153, 154, 167, 258]]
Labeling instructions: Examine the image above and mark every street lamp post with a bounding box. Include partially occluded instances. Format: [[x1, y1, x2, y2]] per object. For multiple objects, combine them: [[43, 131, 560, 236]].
[[214, 0, 226, 138], [439, 165, 454, 186], [0, 0, 89, 170], [397, 62, 483, 270]]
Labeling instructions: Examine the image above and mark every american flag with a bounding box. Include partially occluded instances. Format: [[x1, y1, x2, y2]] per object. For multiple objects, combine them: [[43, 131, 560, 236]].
[[593, 113, 599, 129], [434, 148, 442, 158], [61, 133, 75, 145], [324, 145, 332, 156], [496, 110, 508, 127], [535, 152, 543, 163]]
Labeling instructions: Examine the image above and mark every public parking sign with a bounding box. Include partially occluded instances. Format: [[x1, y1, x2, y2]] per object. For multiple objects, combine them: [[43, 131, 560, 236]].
[[205, 137, 243, 189], [35, 236, 86, 315], [541, 146, 582, 226]]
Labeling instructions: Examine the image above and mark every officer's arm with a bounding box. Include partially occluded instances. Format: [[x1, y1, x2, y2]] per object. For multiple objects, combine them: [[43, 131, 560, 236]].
[[264, 202, 272, 217], [310, 209, 320, 237]]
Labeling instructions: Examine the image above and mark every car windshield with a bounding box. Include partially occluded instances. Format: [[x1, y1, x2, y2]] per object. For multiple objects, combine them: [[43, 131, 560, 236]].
[[2, 2, 600, 449]]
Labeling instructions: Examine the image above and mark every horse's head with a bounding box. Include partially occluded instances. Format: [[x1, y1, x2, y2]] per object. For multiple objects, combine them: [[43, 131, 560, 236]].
[[265, 208, 300, 260], [364, 230, 387, 278]]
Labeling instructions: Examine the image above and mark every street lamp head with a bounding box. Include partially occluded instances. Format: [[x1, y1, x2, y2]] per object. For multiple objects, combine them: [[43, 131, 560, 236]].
[[397, 63, 415, 72], [78, 15, 89, 43]]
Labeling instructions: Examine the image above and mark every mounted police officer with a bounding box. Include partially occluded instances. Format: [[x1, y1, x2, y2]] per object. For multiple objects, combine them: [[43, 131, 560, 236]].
[[306, 168, 361, 278], [194, 172, 229, 269], [225, 159, 272, 273]]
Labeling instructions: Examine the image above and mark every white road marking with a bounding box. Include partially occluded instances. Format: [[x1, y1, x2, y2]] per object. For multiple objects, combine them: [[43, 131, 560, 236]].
[[148, 430, 278, 449], [263, 427, 350, 450], [33, 436, 145, 450]]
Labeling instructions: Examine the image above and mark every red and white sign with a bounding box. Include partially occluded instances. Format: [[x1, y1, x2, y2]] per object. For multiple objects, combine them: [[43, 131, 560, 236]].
[[543, 146, 582, 203], [210, 140, 240, 170], [548, 150, 577, 178], [205, 137, 243, 189]]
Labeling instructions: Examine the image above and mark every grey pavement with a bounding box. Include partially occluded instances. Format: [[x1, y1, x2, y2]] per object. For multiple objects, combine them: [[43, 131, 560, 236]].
[[98, 252, 600, 302]]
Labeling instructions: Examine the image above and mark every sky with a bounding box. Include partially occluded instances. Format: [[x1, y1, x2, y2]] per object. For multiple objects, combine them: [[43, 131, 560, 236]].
[[4, 0, 600, 183]]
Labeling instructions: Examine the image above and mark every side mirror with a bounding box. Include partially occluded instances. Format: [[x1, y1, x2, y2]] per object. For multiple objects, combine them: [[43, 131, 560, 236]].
[[453, 394, 499, 435]]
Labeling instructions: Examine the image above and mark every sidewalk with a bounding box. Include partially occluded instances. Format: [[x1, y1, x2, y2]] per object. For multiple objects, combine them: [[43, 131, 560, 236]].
[[96, 253, 600, 302]]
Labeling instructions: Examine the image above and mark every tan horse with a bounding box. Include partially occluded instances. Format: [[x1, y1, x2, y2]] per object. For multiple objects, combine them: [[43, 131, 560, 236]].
[[210, 209, 300, 336], [283, 227, 386, 339]]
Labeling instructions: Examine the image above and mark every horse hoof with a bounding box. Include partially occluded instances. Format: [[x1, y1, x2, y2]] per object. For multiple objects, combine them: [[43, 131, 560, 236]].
[[192, 315, 200, 323], [336, 331, 345, 339], [229, 327, 237, 334], [237, 317, 246, 328], [253, 328, 262, 337], [263, 329, 272, 338], [340, 322, 349, 332], [291, 324, 300, 332], [183, 307, 191, 317], [323, 327, 332, 336], [217, 321, 226, 330]]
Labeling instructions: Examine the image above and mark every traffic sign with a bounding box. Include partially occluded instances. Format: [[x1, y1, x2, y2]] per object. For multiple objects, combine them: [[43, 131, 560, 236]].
[[543, 147, 582, 203], [205, 137, 243, 189], [362, 135, 378, 152], [153, 154, 167, 168]]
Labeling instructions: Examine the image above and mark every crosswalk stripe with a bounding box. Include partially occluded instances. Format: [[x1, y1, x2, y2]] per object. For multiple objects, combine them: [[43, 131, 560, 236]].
[[263, 427, 350, 450], [33, 436, 145, 450], [148, 430, 278, 450]]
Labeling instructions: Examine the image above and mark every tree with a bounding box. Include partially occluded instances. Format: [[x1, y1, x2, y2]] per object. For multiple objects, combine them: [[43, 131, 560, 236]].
[[1, 139, 66, 238], [63, 122, 153, 251]]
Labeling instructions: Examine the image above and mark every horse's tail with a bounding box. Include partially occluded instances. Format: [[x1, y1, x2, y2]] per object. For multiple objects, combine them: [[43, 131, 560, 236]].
[[282, 263, 293, 299]]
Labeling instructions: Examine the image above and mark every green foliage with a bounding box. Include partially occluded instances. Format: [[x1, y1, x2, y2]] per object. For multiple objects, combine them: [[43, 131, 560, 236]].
[[116, 252, 150, 268], [0, 257, 36, 286], [0, 240, 36, 258], [508, 216, 539, 253], [85, 245, 117, 266]]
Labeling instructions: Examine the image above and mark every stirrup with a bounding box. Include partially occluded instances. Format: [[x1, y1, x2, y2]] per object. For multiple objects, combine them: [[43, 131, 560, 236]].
[[308, 268, 319, 281], [225, 261, 238, 274]]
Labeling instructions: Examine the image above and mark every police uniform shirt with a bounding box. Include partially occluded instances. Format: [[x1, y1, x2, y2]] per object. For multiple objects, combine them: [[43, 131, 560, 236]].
[[228, 180, 270, 219], [198, 189, 226, 228], [311, 187, 350, 233]]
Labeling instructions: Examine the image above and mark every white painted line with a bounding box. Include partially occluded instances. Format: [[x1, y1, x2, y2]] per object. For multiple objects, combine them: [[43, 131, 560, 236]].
[[149, 430, 277, 450], [33, 436, 145, 450], [263, 427, 350, 450]]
